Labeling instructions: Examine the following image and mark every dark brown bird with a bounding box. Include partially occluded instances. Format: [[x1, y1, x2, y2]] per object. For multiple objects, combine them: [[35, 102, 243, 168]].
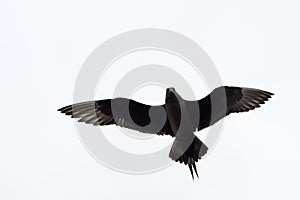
[[58, 86, 273, 179]]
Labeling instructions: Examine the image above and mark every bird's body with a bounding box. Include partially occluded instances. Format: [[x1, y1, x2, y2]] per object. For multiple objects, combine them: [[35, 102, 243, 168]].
[[58, 86, 273, 179]]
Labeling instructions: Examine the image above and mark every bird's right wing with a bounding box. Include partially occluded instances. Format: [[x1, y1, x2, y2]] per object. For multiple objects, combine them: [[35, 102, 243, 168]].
[[58, 98, 173, 136], [187, 86, 274, 131]]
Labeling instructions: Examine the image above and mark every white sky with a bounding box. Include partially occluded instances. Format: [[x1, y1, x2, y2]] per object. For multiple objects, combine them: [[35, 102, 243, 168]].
[[0, 0, 299, 199]]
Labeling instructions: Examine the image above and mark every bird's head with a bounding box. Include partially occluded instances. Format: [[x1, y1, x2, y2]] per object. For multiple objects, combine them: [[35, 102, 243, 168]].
[[166, 87, 183, 103], [166, 87, 176, 94]]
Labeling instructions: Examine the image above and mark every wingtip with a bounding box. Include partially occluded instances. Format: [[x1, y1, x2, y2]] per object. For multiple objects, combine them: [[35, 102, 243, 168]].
[[57, 105, 67, 112], [261, 90, 274, 97], [57, 104, 72, 113]]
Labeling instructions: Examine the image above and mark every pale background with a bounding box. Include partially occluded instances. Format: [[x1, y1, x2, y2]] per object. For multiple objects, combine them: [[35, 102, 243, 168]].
[[1, 0, 299, 199]]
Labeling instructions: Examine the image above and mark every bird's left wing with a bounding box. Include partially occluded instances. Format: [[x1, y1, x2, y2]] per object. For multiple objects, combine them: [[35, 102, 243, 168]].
[[58, 98, 173, 136], [186, 86, 274, 131]]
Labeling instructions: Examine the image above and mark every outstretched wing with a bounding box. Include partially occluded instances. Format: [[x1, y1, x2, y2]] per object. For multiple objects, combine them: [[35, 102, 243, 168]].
[[58, 98, 173, 136], [187, 86, 274, 131]]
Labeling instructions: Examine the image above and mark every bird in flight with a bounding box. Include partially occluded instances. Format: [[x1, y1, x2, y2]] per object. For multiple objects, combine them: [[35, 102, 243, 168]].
[[58, 86, 273, 179]]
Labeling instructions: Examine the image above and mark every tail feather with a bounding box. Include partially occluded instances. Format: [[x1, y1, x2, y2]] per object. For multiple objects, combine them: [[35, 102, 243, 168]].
[[188, 164, 194, 180], [192, 163, 199, 178], [169, 136, 208, 179]]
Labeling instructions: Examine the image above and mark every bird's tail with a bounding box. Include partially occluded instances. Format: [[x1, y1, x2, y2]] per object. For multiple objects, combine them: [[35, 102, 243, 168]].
[[169, 136, 208, 179]]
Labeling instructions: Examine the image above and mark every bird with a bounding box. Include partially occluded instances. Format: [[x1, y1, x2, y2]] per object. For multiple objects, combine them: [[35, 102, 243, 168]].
[[58, 86, 273, 179]]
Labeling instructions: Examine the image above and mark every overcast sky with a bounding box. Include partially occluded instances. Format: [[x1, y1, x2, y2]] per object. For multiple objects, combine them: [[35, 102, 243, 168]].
[[1, 0, 299, 199]]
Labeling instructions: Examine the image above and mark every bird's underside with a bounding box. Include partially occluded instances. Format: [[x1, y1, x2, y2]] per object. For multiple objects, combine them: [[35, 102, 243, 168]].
[[58, 86, 273, 179]]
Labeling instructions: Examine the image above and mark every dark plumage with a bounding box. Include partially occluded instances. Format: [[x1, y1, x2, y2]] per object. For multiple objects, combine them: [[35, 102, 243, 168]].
[[58, 86, 273, 179]]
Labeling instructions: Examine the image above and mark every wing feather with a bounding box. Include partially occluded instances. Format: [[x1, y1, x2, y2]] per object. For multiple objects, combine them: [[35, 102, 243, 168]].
[[58, 98, 173, 136], [187, 86, 273, 131]]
